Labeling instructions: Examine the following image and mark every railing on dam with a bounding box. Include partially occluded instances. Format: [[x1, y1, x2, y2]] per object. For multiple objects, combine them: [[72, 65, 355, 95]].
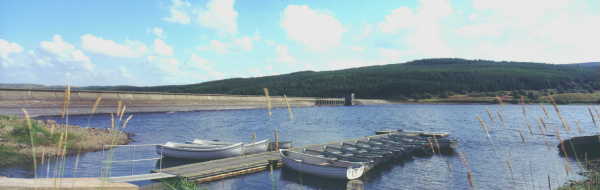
[[315, 97, 346, 105]]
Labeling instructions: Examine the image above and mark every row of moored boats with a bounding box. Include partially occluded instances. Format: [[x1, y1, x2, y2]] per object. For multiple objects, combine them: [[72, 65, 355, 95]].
[[280, 131, 455, 179], [155, 130, 455, 180]]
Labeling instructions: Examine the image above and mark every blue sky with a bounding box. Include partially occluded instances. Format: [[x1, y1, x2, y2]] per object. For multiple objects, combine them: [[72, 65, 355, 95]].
[[1, 0, 599, 86]]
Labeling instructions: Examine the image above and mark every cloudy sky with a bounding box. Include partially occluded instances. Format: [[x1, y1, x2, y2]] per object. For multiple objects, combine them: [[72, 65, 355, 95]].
[[1, 0, 599, 86]]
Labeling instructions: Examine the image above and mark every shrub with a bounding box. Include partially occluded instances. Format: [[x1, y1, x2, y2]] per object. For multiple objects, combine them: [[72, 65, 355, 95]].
[[9, 121, 60, 145]]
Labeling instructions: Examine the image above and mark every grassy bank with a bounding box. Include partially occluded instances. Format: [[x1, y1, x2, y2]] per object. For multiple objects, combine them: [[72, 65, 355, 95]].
[[406, 91, 600, 104], [559, 160, 600, 190], [0, 115, 129, 167]]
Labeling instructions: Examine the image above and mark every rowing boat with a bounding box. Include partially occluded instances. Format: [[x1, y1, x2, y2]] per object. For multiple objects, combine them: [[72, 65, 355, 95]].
[[280, 149, 366, 180]]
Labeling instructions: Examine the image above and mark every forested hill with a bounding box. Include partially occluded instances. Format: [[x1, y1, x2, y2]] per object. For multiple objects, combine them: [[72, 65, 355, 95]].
[[84, 59, 600, 99]]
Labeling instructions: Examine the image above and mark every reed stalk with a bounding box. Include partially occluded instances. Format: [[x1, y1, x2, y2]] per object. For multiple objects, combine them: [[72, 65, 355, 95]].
[[589, 107, 598, 128], [87, 96, 103, 127], [517, 129, 526, 143], [535, 118, 551, 149], [506, 151, 515, 183], [575, 120, 583, 133], [539, 104, 550, 118], [22, 109, 37, 178], [520, 98, 534, 135], [476, 116, 491, 140], [497, 111, 506, 128], [457, 151, 475, 189], [548, 96, 571, 131], [263, 88, 272, 117], [485, 107, 495, 123], [283, 94, 294, 120]]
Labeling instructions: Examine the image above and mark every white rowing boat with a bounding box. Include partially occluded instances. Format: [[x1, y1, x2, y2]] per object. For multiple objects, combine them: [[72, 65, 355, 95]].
[[155, 142, 243, 160], [280, 149, 365, 180], [192, 138, 270, 155], [242, 139, 270, 154]]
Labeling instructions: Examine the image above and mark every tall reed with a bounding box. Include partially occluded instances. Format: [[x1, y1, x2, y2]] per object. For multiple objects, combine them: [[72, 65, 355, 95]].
[[22, 109, 37, 178], [263, 88, 272, 117], [283, 94, 294, 120]]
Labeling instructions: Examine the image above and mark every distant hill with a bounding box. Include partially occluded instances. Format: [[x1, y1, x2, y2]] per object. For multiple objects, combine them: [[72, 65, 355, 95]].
[[0, 83, 49, 89], [82, 58, 600, 99], [572, 62, 600, 67], [0, 83, 70, 90]]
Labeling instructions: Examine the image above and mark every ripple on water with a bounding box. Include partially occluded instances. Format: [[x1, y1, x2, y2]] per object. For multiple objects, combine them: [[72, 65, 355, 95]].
[[0, 104, 591, 189]]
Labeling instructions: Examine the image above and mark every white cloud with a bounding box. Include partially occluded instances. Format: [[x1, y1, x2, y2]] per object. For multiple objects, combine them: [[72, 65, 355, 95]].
[[151, 27, 165, 39], [81, 34, 147, 58], [234, 36, 254, 51], [246, 65, 276, 78], [40, 35, 92, 68], [356, 24, 374, 40], [198, 35, 259, 54], [118, 66, 135, 80], [378, 48, 412, 62], [34, 35, 94, 71], [153, 39, 174, 56], [275, 45, 296, 64], [456, 0, 600, 63], [376, 0, 453, 58], [40, 35, 76, 57], [163, 0, 192, 24], [197, 0, 238, 34], [0, 39, 23, 59], [145, 54, 224, 83], [208, 40, 229, 54], [190, 54, 225, 79], [0, 39, 23, 67], [349, 46, 365, 52], [456, 23, 502, 37], [281, 5, 346, 52], [153, 56, 181, 74], [378, 7, 416, 34]]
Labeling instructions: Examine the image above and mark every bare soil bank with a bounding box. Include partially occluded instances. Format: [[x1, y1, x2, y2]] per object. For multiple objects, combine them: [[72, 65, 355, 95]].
[[0, 116, 129, 168]]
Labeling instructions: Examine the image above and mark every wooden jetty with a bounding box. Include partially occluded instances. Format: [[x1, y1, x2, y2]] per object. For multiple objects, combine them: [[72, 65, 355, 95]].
[[129, 130, 456, 184]]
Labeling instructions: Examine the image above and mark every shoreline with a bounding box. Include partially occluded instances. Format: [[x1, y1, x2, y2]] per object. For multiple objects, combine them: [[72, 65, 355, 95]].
[[2, 101, 597, 118]]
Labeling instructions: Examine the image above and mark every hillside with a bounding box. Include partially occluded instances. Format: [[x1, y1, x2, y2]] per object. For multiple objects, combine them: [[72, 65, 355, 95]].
[[82, 58, 600, 100]]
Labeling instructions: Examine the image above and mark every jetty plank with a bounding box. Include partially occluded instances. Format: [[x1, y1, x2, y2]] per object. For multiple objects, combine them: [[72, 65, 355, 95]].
[[154, 151, 281, 179], [106, 173, 176, 183], [0, 177, 138, 190]]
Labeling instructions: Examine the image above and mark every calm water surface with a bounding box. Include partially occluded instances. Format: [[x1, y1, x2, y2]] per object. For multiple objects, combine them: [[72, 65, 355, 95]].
[[2, 104, 597, 189]]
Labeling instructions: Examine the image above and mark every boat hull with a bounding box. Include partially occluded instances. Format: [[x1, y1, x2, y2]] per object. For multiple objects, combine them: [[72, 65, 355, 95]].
[[281, 150, 365, 180], [156, 143, 243, 160], [243, 139, 269, 155], [192, 139, 270, 155]]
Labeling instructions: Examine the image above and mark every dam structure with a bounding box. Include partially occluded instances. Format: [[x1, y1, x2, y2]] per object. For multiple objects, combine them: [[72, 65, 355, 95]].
[[0, 88, 387, 116]]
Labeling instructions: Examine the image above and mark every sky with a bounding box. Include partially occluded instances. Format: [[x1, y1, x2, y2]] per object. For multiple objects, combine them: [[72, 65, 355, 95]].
[[1, 0, 599, 86]]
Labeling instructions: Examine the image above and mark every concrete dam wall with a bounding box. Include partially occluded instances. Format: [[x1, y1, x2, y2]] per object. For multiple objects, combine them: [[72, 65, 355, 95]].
[[0, 89, 388, 117]]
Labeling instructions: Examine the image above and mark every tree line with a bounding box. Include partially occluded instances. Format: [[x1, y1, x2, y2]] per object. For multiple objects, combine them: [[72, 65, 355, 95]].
[[84, 58, 600, 99]]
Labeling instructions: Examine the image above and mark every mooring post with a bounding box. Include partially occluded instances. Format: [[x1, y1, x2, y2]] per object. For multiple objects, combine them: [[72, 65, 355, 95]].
[[274, 129, 280, 150], [131, 145, 135, 176], [159, 148, 164, 173], [345, 93, 354, 106]]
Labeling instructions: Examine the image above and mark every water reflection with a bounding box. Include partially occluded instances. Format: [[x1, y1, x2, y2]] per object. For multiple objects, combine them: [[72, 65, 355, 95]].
[[280, 167, 349, 189], [3, 104, 594, 189]]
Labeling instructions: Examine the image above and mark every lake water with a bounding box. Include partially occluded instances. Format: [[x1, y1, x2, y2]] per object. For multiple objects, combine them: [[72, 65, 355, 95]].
[[2, 104, 598, 189]]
